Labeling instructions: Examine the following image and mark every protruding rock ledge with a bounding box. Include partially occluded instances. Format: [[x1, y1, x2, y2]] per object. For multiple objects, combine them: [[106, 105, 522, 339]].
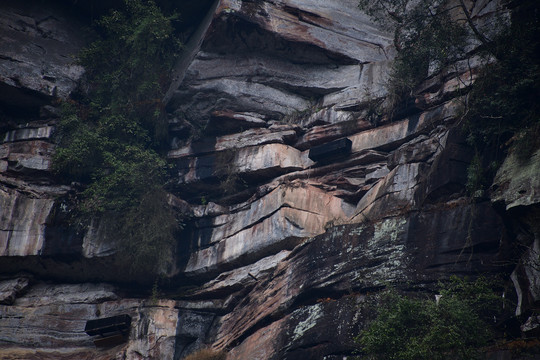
[[176, 143, 312, 185], [185, 183, 355, 276]]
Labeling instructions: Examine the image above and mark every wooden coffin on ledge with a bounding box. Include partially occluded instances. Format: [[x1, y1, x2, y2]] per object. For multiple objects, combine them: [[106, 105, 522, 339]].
[[85, 314, 131, 347], [308, 138, 352, 162]]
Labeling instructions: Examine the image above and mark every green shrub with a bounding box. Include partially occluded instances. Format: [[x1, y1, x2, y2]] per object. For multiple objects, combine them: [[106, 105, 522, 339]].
[[464, 4, 540, 158], [462, 3, 540, 194], [53, 0, 182, 275], [358, 0, 469, 111], [356, 276, 503, 360]]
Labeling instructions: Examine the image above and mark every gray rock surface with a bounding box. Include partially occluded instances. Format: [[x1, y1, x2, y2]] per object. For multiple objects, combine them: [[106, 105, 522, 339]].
[[0, 0, 84, 112], [0, 0, 538, 359], [0, 282, 178, 360]]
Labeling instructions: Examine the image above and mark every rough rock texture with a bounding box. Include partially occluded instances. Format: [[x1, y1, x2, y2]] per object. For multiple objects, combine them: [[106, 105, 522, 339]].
[[166, 0, 393, 124], [492, 149, 540, 325], [1, 0, 539, 359], [0, 0, 84, 115], [185, 183, 355, 276], [0, 281, 178, 360]]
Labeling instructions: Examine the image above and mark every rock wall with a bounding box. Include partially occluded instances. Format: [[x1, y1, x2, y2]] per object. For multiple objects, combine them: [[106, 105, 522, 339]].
[[1, 0, 539, 359]]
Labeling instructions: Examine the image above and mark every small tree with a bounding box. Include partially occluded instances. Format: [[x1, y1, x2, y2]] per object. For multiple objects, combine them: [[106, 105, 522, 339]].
[[356, 276, 503, 360], [359, 0, 474, 99], [54, 0, 183, 275]]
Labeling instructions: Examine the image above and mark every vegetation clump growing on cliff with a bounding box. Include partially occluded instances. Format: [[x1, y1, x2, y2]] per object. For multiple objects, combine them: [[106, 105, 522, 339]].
[[356, 276, 504, 360], [462, 1, 540, 196], [53, 0, 182, 275], [358, 0, 470, 113], [358, 0, 540, 195], [464, 2, 540, 156]]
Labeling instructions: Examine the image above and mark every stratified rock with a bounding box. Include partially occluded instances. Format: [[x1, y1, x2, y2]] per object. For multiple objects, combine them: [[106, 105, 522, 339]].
[[387, 131, 443, 170], [491, 148, 540, 210], [169, 128, 297, 159], [0, 282, 178, 360], [0, 186, 55, 256], [348, 100, 457, 154], [294, 119, 372, 151], [0, 140, 54, 173], [185, 183, 355, 276], [208, 201, 505, 356], [0, 0, 84, 114], [166, 0, 393, 123], [176, 143, 311, 185], [186, 251, 290, 301], [352, 162, 423, 222], [227, 295, 365, 360], [3, 126, 54, 143], [0, 0, 535, 358], [0, 277, 30, 305], [205, 111, 268, 135]]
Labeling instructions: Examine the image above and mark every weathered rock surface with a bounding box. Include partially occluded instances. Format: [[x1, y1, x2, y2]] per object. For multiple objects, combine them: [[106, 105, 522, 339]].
[[0, 0, 84, 114], [175, 143, 311, 186], [0, 281, 178, 360], [0, 140, 54, 173], [492, 148, 540, 210], [493, 148, 540, 319], [0, 186, 55, 256], [167, 0, 393, 124], [1, 0, 539, 359], [185, 183, 354, 276], [0, 276, 30, 305], [205, 201, 506, 357]]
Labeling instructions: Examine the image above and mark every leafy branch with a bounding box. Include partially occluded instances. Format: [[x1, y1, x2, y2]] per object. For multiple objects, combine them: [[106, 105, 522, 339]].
[[54, 0, 183, 276]]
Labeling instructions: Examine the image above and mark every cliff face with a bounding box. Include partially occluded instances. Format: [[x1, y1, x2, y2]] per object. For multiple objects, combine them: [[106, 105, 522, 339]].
[[1, 0, 539, 359]]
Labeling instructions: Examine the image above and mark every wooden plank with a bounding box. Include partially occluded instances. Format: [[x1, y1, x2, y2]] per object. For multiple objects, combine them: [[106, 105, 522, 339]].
[[93, 333, 126, 347], [85, 314, 131, 336]]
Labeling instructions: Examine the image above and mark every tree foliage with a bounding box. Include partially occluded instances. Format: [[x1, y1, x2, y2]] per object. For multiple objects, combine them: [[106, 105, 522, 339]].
[[359, 0, 540, 194], [464, 2, 540, 158], [357, 276, 504, 360], [53, 0, 182, 275], [359, 0, 470, 101]]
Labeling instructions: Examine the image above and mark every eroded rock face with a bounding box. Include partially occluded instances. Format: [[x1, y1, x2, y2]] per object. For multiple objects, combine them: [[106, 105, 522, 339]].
[[1, 0, 538, 359], [0, 0, 84, 114], [185, 183, 355, 276], [0, 281, 178, 360], [200, 201, 505, 358], [166, 0, 393, 125], [0, 186, 55, 256], [492, 149, 540, 210], [493, 148, 540, 318]]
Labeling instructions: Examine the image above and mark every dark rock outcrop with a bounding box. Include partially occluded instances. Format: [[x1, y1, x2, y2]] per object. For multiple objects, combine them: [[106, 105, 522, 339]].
[[1, 0, 539, 359]]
